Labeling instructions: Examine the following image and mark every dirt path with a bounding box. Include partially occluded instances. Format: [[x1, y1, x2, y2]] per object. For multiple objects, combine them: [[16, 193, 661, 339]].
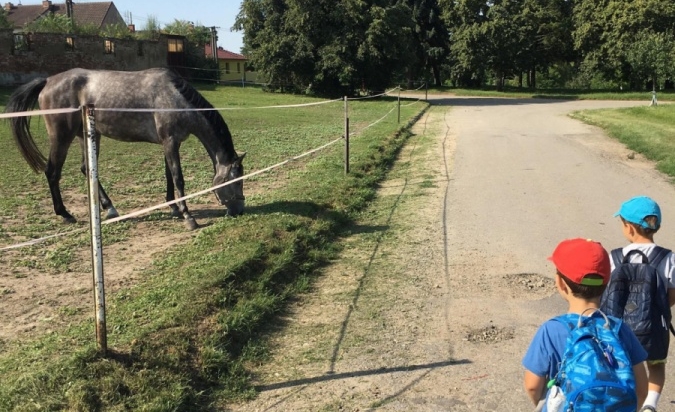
[[226, 96, 675, 411]]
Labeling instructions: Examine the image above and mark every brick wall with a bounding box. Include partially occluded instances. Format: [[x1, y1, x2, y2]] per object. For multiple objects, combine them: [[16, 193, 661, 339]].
[[0, 29, 180, 86]]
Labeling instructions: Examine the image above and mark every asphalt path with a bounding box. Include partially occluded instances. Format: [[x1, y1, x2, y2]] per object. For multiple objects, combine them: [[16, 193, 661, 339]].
[[435, 96, 675, 411]]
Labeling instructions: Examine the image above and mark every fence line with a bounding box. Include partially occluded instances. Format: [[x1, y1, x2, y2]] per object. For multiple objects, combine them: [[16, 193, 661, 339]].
[[0, 93, 409, 252]]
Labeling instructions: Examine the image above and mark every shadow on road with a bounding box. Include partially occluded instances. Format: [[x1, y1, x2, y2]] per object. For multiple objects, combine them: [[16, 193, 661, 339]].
[[255, 359, 471, 392]]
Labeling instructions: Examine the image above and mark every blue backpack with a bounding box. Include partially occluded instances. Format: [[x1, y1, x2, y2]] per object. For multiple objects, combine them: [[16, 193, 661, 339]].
[[546, 309, 636, 412], [600, 247, 674, 360]]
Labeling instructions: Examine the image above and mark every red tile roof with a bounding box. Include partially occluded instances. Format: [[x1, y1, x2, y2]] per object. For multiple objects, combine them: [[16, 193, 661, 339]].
[[205, 44, 247, 61], [5, 1, 123, 29]]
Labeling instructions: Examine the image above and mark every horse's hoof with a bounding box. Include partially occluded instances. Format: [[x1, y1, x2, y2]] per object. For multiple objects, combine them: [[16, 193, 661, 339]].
[[63, 216, 77, 224], [105, 207, 119, 220], [185, 218, 199, 231], [170, 209, 182, 219]]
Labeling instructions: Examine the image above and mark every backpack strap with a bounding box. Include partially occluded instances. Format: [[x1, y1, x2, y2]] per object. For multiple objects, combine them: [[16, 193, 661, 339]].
[[610, 248, 624, 268], [622, 249, 649, 264], [647, 246, 675, 337], [648, 246, 671, 269]]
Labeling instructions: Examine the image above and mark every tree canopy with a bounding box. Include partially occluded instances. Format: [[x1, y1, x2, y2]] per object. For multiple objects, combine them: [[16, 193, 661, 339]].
[[234, 0, 675, 95]]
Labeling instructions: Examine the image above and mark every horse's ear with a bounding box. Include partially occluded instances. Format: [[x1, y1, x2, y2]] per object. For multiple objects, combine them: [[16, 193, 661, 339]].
[[237, 152, 246, 162]]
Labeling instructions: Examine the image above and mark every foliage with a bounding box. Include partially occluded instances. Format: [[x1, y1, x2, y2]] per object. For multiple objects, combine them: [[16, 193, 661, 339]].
[[163, 19, 212, 46], [625, 30, 675, 90], [236, 0, 417, 96], [0, 9, 11, 29], [135, 15, 161, 40], [100, 22, 134, 39], [24, 13, 74, 33]]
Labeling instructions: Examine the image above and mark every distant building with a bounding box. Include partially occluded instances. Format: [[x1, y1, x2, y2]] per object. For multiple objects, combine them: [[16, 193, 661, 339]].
[[4, 1, 125, 30], [205, 44, 259, 83]]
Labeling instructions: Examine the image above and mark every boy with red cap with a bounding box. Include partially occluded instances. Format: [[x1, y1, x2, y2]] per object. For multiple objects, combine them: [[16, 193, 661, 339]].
[[522, 238, 648, 411], [612, 196, 675, 411]]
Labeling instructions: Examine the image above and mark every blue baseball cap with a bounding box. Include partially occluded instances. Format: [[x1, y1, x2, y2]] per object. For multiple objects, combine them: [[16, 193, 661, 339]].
[[614, 196, 661, 230]]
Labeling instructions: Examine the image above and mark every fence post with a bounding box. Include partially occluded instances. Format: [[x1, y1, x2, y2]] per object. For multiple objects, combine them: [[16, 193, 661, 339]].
[[344, 96, 350, 174], [83, 104, 107, 356], [425, 81, 428, 101], [397, 87, 401, 124]]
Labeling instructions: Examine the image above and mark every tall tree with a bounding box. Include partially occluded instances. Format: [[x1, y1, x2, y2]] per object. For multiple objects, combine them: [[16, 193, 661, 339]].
[[573, 0, 675, 88], [405, 0, 450, 86], [235, 0, 416, 95]]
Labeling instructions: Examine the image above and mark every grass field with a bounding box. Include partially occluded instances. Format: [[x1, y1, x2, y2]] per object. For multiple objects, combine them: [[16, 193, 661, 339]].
[[427, 85, 675, 102], [0, 85, 428, 410], [570, 105, 675, 177]]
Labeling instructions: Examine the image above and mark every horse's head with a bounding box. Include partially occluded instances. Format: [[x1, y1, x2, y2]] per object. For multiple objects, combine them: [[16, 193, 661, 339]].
[[213, 152, 246, 216]]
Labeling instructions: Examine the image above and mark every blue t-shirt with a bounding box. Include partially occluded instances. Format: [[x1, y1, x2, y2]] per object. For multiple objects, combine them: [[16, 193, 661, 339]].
[[523, 313, 647, 391]]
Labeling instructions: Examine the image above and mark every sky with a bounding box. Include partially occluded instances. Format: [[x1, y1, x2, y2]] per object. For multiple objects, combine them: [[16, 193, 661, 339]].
[[105, 0, 245, 53]]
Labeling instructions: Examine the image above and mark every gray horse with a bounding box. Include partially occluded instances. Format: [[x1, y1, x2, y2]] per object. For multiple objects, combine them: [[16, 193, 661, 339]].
[[5, 67, 245, 230]]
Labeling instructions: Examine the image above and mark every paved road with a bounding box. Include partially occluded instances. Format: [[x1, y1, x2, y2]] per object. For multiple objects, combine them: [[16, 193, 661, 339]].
[[436, 96, 675, 411], [230, 96, 675, 411]]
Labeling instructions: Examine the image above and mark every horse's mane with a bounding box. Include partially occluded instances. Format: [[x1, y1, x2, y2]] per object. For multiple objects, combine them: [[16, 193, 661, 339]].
[[167, 70, 236, 156]]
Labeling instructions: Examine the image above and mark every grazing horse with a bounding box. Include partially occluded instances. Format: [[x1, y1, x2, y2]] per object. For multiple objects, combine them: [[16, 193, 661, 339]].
[[5, 67, 245, 230]]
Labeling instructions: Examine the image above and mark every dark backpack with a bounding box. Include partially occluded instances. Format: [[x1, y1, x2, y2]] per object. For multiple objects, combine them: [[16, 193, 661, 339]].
[[600, 246, 674, 360]]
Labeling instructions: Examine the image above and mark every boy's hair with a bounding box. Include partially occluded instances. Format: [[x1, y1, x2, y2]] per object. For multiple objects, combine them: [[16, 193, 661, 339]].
[[621, 216, 659, 237], [558, 270, 607, 299]]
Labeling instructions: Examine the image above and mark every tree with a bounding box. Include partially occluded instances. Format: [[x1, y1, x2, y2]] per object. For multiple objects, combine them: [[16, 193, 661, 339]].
[[235, 0, 416, 96], [573, 0, 675, 89], [625, 30, 675, 93], [404, 0, 450, 86]]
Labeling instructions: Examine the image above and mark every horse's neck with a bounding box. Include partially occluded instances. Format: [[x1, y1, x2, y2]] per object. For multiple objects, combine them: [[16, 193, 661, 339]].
[[192, 126, 236, 168]]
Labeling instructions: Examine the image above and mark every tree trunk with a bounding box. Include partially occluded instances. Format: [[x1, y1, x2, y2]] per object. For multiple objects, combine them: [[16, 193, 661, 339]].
[[518, 72, 523, 88], [432, 65, 442, 87]]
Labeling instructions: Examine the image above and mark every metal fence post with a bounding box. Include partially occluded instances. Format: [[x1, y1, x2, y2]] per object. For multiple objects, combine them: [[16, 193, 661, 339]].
[[397, 87, 401, 124], [344, 96, 350, 174], [84, 104, 107, 356]]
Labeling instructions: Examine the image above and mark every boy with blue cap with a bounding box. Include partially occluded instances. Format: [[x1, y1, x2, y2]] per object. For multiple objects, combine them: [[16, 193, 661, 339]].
[[614, 196, 675, 412]]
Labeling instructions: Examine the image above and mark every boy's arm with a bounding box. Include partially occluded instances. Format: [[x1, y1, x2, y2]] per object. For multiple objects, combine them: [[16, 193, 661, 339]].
[[633, 361, 648, 407], [523, 369, 546, 406]]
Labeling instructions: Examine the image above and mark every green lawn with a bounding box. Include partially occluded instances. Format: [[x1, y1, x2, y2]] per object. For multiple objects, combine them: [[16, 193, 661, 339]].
[[0, 85, 428, 411], [570, 105, 675, 177]]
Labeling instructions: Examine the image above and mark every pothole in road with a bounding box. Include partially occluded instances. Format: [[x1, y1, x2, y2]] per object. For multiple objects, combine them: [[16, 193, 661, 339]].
[[504, 273, 552, 292], [465, 325, 515, 344]]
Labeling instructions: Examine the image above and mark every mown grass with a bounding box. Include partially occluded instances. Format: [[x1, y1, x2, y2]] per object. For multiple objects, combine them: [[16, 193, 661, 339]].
[[0, 84, 428, 410], [427, 85, 675, 101], [570, 105, 675, 177]]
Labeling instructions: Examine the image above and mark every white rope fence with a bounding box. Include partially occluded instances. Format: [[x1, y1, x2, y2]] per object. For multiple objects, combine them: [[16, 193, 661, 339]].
[[0, 91, 423, 253]]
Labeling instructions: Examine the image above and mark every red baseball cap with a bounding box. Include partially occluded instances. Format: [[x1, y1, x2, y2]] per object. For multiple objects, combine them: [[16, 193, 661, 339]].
[[548, 238, 611, 286]]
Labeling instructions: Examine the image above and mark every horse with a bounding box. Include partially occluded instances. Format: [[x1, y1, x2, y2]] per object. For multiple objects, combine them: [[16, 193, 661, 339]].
[[5, 67, 246, 230]]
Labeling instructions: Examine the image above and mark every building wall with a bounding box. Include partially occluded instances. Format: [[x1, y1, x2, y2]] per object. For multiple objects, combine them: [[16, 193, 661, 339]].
[[0, 29, 177, 86], [217, 59, 263, 84]]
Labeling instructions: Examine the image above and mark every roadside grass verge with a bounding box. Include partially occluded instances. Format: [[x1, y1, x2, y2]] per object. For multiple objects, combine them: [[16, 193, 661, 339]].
[[427, 85, 673, 102], [0, 85, 428, 410], [570, 105, 675, 178]]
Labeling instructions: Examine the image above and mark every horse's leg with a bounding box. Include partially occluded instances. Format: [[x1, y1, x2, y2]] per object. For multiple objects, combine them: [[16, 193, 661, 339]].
[[164, 157, 181, 218], [78, 134, 119, 220], [45, 135, 76, 223], [163, 140, 198, 230]]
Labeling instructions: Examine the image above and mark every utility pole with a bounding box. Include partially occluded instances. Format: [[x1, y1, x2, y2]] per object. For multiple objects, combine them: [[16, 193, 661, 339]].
[[210, 26, 219, 62]]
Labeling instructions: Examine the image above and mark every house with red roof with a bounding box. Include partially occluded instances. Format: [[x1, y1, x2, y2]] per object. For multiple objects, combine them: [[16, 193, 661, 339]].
[[4, 1, 125, 30], [205, 43, 259, 83]]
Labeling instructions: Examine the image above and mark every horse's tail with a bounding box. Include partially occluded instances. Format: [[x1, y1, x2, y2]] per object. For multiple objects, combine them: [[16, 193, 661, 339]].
[[6, 77, 48, 172]]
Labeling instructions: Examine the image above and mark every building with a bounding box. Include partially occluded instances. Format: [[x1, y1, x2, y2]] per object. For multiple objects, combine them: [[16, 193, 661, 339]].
[[4, 1, 125, 30], [204, 44, 259, 83]]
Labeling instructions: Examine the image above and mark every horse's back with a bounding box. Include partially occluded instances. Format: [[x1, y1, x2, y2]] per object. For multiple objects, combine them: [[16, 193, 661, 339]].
[[42, 68, 181, 109]]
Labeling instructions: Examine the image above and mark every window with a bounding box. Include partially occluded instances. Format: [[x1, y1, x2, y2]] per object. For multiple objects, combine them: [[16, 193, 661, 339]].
[[237, 62, 241, 74], [137, 41, 144, 57], [104, 39, 115, 54], [13, 34, 29, 52], [167, 38, 183, 53], [65, 36, 74, 51], [225, 62, 230, 74]]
